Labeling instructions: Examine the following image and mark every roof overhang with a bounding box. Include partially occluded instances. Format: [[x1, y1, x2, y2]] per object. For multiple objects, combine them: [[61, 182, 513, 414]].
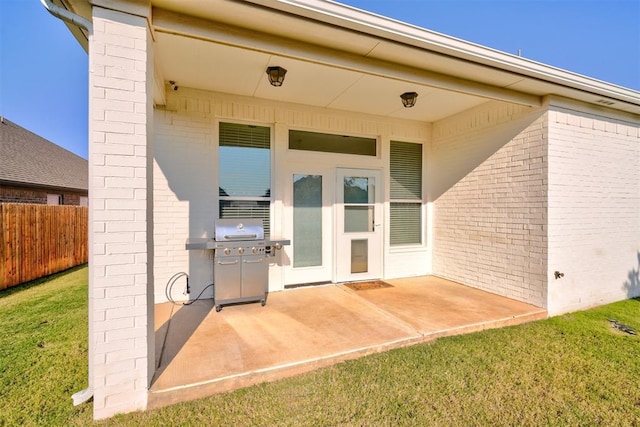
[[61, 0, 640, 120], [0, 179, 88, 194]]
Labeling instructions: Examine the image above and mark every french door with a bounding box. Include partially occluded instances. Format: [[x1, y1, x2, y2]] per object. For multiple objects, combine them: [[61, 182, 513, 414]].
[[284, 170, 333, 285], [285, 168, 383, 285]]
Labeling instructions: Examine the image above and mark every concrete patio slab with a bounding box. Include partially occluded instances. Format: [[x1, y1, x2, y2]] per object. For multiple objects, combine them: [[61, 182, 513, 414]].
[[347, 276, 547, 336], [148, 276, 546, 409]]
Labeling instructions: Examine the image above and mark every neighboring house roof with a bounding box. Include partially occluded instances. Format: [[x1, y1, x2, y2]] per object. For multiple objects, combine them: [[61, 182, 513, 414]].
[[0, 117, 88, 192]]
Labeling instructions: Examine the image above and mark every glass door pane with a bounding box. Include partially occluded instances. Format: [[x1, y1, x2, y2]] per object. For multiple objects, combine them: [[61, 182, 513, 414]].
[[343, 177, 371, 203], [344, 206, 373, 232], [293, 174, 322, 268], [343, 176, 375, 232]]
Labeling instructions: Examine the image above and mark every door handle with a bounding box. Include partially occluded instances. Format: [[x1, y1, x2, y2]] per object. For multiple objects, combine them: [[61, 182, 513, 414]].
[[217, 260, 239, 265], [244, 258, 265, 264]]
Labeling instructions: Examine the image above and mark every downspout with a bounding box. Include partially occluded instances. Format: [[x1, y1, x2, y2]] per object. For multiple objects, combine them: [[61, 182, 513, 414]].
[[40, 0, 94, 407], [40, 0, 93, 35]]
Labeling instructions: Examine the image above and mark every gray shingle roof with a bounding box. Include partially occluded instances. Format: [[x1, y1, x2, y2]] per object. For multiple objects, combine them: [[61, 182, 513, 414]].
[[0, 117, 87, 192]]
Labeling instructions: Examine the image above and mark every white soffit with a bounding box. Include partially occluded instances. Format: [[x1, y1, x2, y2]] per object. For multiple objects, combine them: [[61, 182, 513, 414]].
[[254, 58, 363, 106], [249, 0, 639, 105], [507, 79, 640, 115], [155, 29, 490, 121], [153, 0, 379, 56], [150, 0, 638, 116], [155, 33, 272, 97], [368, 42, 526, 89], [152, 0, 528, 93], [328, 75, 488, 121]]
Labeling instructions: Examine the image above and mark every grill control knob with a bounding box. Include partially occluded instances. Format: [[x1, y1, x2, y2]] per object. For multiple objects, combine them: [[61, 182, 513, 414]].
[[251, 247, 258, 254], [238, 247, 245, 255], [223, 248, 231, 256]]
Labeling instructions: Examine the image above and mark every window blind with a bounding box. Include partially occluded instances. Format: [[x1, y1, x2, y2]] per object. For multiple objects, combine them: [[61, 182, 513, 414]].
[[219, 122, 271, 237], [389, 141, 423, 246], [219, 201, 270, 238], [390, 141, 422, 200], [390, 203, 421, 245], [220, 122, 270, 149]]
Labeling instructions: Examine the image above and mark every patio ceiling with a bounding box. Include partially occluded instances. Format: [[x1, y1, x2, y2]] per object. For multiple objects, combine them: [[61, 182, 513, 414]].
[[153, 31, 494, 122], [61, 0, 639, 118], [150, 1, 545, 122]]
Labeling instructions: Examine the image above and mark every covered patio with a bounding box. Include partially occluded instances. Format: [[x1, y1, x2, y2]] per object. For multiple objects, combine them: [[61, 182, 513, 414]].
[[149, 277, 546, 409], [45, 0, 638, 418]]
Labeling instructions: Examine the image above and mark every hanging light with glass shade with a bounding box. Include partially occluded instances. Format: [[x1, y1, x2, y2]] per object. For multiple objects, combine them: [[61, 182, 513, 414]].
[[266, 66, 287, 87], [400, 91, 418, 108]]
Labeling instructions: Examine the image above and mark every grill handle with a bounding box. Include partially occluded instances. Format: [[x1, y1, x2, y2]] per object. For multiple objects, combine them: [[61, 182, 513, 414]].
[[223, 234, 258, 240], [243, 258, 265, 264], [217, 260, 239, 266]]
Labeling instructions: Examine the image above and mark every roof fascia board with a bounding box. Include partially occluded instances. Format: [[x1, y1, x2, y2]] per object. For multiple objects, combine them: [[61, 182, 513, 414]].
[[244, 0, 640, 107], [56, 0, 90, 52], [0, 179, 88, 194], [153, 8, 541, 108], [90, 0, 156, 40], [89, 0, 151, 19]]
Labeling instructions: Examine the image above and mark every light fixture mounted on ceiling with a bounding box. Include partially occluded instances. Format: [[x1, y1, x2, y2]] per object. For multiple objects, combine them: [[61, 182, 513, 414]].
[[400, 92, 418, 108], [266, 66, 287, 87]]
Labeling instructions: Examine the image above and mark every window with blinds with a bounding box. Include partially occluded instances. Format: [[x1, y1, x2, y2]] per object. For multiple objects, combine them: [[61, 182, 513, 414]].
[[219, 122, 271, 237], [390, 141, 423, 246]]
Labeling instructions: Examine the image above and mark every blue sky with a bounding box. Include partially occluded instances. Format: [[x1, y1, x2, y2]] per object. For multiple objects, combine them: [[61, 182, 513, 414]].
[[1, 0, 638, 160]]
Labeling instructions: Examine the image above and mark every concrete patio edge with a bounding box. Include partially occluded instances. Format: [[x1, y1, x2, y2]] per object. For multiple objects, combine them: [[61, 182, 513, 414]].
[[148, 284, 547, 410]]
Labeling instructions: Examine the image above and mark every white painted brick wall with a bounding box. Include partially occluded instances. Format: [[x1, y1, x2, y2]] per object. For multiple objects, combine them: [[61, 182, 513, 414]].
[[431, 102, 548, 307], [153, 108, 215, 302], [547, 104, 640, 315], [153, 88, 430, 301], [89, 7, 152, 420]]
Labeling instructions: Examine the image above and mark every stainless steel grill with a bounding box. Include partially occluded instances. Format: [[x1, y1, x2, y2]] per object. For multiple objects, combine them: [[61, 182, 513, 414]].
[[213, 218, 268, 312]]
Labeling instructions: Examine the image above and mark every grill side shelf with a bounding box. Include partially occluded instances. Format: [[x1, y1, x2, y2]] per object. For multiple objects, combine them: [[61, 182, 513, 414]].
[[185, 237, 290, 250], [185, 238, 216, 250]]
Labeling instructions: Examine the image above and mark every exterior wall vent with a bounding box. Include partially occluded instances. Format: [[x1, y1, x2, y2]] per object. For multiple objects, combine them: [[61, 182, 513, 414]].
[[595, 99, 615, 106]]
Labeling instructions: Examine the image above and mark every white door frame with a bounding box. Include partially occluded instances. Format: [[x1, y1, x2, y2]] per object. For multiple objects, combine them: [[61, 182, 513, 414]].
[[335, 168, 383, 282]]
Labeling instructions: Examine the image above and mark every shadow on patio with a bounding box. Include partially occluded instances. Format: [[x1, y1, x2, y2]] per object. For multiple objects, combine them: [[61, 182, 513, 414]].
[[148, 276, 546, 409]]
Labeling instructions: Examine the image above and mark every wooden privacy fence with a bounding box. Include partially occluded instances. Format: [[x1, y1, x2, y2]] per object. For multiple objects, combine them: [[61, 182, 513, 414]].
[[0, 203, 88, 290]]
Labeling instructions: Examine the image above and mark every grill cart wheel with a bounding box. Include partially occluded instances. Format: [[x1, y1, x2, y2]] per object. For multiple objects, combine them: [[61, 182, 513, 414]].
[[215, 305, 222, 312], [261, 299, 266, 307]]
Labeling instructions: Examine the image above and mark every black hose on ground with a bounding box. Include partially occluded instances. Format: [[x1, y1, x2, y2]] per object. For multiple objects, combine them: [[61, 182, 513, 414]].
[[183, 283, 214, 306]]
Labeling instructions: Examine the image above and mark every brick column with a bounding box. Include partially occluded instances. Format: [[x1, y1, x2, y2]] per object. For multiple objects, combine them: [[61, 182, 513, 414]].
[[88, 5, 154, 419]]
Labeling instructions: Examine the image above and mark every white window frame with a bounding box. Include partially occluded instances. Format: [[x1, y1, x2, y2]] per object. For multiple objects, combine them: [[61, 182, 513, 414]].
[[217, 120, 273, 237], [389, 140, 425, 248]]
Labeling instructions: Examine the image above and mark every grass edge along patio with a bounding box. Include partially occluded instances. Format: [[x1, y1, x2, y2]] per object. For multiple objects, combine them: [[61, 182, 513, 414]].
[[2, 267, 640, 425]]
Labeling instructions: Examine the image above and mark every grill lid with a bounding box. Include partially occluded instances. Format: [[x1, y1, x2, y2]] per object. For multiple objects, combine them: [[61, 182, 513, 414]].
[[214, 218, 264, 241]]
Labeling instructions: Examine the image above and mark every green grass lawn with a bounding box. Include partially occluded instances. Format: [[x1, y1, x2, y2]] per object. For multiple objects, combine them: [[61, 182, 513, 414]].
[[0, 266, 91, 426], [2, 267, 640, 426]]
